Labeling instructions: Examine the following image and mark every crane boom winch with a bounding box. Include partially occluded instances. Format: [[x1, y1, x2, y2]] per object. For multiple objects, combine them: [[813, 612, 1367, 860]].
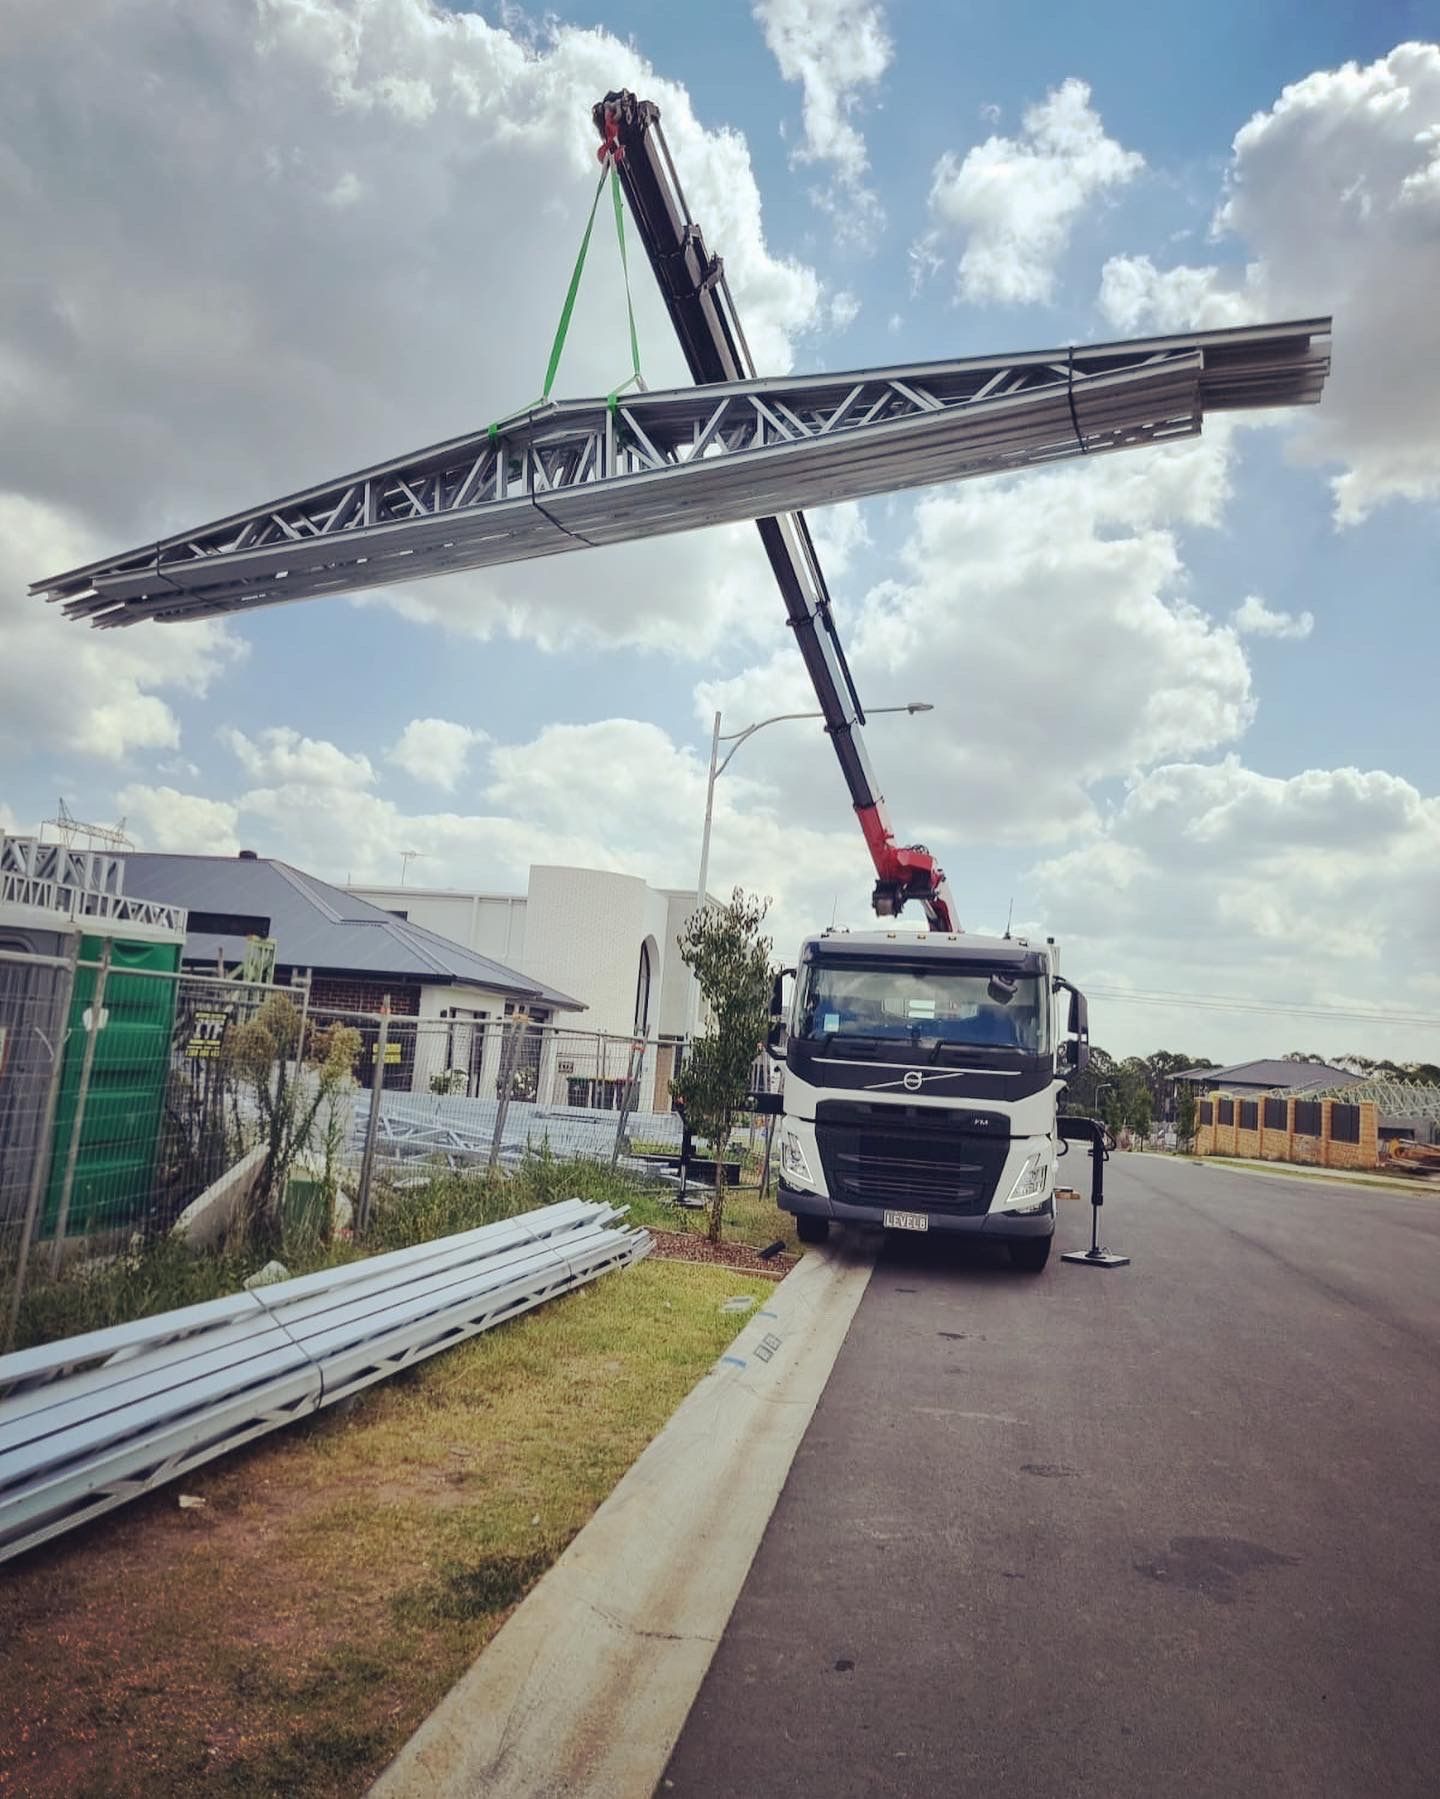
[[593, 89, 959, 930]]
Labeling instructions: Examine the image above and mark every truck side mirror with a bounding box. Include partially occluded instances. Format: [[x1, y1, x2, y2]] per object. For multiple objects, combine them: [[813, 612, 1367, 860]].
[[1055, 979, 1090, 1073], [767, 967, 794, 1056], [1067, 988, 1088, 1037]]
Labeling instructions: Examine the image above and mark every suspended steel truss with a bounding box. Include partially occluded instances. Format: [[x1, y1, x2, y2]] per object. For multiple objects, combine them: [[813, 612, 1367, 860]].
[[32, 320, 1329, 631]]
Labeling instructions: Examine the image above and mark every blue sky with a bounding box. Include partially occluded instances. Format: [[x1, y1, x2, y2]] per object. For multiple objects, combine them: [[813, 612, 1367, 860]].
[[2, 1, 1438, 1063]]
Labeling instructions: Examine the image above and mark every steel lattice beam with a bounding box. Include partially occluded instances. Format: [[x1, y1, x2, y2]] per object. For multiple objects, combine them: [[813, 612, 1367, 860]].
[[32, 319, 1329, 629]]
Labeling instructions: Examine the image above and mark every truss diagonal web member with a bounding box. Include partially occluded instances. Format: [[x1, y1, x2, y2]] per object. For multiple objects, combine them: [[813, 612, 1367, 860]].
[[31, 321, 1329, 632]]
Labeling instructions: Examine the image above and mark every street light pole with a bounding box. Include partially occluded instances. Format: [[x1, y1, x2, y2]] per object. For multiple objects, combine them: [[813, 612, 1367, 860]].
[[685, 702, 934, 1041]]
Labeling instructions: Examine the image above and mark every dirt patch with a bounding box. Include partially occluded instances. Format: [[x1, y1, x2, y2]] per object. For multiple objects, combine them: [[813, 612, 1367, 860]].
[[0, 1259, 772, 1799], [647, 1227, 796, 1280]]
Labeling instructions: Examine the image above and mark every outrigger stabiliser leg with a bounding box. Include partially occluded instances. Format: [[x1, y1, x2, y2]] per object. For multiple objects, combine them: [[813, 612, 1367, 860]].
[[1057, 1115, 1130, 1269]]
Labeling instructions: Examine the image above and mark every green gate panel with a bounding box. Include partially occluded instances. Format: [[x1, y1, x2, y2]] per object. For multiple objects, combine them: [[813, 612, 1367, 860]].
[[45, 936, 182, 1237]]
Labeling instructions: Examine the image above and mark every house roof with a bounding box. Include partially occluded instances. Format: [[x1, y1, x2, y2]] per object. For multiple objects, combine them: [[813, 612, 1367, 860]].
[[116, 853, 583, 1011], [1175, 1058, 1354, 1091]]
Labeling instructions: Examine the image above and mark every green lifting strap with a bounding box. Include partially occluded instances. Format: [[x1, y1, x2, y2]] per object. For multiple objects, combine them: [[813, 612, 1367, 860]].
[[489, 160, 645, 446], [608, 162, 644, 407]]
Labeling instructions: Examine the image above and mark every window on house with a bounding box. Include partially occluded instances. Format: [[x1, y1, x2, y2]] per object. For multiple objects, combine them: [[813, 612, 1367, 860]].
[[188, 911, 271, 937]]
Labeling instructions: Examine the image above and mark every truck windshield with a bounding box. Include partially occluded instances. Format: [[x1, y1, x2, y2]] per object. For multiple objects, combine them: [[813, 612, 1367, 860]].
[[797, 960, 1047, 1054]]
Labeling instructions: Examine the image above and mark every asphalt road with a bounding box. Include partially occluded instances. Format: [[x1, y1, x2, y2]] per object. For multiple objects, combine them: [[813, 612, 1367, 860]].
[[661, 1157, 1440, 1798]]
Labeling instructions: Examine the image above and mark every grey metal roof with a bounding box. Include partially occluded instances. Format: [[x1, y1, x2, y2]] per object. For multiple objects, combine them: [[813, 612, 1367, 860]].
[[116, 853, 583, 1011], [1175, 1058, 1354, 1091]]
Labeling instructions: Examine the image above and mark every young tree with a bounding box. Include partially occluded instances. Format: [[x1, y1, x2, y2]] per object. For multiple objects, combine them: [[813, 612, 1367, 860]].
[[1176, 1086, 1198, 1153], [671, 888, 774, 1245], [227, 994, 360, 1246]]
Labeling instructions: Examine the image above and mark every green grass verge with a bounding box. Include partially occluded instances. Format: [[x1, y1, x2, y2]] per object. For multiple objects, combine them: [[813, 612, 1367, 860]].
[[0, 1255, 773, 1798], [1189, 1155, 1436, 1196]]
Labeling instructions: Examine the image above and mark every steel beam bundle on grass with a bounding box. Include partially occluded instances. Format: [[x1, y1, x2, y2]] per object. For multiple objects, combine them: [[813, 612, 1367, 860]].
[[31, 320, 1330, 630], [0, 1199, 650, 1564]]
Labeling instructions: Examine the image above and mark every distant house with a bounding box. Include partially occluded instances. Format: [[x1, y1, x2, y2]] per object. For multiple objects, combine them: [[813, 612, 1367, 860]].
[[116, 851, 583, 1092], [348, 865, 717, 1111], [1174, 1057, 1355, 1095]]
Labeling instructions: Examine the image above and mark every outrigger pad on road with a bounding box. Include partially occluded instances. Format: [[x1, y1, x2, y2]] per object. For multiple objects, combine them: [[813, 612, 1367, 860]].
[[1057, 1113, 1132, 1269]]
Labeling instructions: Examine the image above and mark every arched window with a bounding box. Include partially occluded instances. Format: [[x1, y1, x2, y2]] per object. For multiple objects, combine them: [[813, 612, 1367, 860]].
[[634, 939, 654, 1035]]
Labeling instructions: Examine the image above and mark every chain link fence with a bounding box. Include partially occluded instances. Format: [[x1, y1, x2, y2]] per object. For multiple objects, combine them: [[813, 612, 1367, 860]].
[[2, 957, 777, 1348]]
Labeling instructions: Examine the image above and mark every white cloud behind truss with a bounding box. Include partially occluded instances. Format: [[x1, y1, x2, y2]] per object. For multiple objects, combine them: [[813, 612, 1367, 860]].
[[754, 0, 892, 247], [1099, 43, 1440, 522], [915, 78, 1143, 304]]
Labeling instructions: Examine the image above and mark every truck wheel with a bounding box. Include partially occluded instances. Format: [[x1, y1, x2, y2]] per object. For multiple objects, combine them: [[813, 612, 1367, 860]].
[[796, 1215, 830, 1245], [1009, 1236, 1052, 1273]]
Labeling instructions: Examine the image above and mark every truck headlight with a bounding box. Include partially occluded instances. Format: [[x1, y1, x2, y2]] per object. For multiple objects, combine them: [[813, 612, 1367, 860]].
[[780, 1130, 813, 1184], [1005, 1153, 1049, 1204]]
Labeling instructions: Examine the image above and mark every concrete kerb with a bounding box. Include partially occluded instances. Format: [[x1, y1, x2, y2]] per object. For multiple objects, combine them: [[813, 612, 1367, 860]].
[[368, 1238, 874, 1799], [1154, 1152, 1437, 1198]]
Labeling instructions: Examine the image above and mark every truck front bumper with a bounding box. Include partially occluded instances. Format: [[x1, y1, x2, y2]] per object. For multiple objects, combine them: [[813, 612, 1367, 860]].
[[778, 1181, 1054, 1238]]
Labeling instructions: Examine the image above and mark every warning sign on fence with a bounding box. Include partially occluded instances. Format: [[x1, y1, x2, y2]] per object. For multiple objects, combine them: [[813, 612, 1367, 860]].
[[185, 1009, 231, 1059]]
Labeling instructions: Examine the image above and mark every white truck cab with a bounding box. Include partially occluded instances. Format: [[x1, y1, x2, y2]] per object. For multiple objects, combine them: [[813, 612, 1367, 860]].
[[770, 927, 1089, 1271]]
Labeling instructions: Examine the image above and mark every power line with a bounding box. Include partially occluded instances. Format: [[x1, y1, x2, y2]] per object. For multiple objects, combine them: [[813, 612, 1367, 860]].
[[1085, 985, 1440, 1031]]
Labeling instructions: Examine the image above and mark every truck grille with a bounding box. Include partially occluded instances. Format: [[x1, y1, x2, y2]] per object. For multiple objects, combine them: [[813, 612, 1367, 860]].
[[814, 1103, 1009, 1214]]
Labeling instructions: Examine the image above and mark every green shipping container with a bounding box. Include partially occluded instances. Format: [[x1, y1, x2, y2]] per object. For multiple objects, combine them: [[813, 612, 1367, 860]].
[[44, 935, 182, 1238]]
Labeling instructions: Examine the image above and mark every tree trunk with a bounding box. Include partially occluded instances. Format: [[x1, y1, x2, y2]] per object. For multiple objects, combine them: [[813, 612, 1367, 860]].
[[708, 1148, 727, 1246]]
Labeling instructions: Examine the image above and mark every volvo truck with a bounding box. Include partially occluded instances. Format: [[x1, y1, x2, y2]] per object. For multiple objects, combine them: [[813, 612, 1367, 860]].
[[770, 926, 1089, 1270]]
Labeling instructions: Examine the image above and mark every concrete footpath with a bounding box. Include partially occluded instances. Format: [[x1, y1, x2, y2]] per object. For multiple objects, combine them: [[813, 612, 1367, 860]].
[[369, 1238, 873, 1798]]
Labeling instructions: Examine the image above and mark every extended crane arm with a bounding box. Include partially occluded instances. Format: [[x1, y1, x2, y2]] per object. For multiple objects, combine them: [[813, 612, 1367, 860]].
[[594, 90, 958, 931]]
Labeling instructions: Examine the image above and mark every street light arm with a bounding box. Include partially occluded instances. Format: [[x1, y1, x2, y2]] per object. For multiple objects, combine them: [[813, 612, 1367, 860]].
[[714, 704, 932, 780], [714, 711, 825, 778]]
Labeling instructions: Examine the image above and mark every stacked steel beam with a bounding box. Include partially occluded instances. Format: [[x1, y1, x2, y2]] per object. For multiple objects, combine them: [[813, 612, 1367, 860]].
[[0, 1199, 649, 1564], [30, 319, 1330, 628]]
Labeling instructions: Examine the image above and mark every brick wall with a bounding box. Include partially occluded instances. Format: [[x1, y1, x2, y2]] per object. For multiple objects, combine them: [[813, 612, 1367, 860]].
[[1194, 1090, 1379, 1171]]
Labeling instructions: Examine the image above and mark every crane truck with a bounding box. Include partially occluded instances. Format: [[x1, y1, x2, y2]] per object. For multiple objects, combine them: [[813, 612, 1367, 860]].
[[596, 91, 1093, 1268]]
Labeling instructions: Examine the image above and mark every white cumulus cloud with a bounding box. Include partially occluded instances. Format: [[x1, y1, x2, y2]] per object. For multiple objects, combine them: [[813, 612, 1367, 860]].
[[222, 726, 375, 790], [388, 718, 489, 792], [0, 495, 244, 762], [754, 0, 892, 248], [117, 785, 241, 856], [917, 78, 1143, 305], [1098, 43, 1440, 522], [0, 0, 821, 675], [1230, 595, 1315, 640], [1031, 757, 1440, 1060], [703, 430, 1248, 847]]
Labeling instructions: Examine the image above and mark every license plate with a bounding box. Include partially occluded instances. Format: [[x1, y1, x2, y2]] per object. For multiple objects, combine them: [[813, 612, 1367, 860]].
[[883, 1209, 928, 1232]]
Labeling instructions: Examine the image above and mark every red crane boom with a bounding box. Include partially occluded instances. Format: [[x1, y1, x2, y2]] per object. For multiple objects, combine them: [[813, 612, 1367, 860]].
[[594, 91, 958, 931]]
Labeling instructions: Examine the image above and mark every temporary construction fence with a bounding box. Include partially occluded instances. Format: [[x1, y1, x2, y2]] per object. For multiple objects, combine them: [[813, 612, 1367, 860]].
[[0, 1198, 650, 1564], [1, 946, 292, 1341], [2, 958, 769, 1344], [302, 1004, 734, 1188]]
